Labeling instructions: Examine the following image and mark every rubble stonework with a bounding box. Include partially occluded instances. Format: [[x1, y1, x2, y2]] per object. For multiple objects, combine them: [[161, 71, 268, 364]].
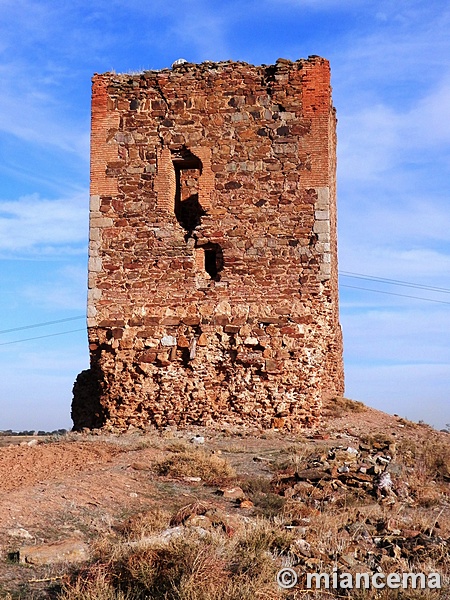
[[72, 56, 344, 431]]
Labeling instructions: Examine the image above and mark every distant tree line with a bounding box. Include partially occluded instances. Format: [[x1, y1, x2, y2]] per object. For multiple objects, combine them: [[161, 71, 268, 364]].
[[0, 429, 68, 436]]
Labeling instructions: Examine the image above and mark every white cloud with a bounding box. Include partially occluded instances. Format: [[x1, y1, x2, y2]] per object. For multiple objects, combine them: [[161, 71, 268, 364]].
[[407, 79, 450, 147], [338, 80, 450, 187], [338, 105, 401, 183], [0, 60, 89, 156], [0, 194, 88, 256], [339, 200, 450, 254], [166, 13, 230, 60]]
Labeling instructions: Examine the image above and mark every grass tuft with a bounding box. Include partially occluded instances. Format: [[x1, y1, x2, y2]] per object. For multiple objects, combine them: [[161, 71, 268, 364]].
[[154, 446, 235, 485]]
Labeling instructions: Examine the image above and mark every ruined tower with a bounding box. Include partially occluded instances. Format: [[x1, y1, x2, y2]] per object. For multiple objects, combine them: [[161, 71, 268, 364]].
[[72, 57, 344, 431]]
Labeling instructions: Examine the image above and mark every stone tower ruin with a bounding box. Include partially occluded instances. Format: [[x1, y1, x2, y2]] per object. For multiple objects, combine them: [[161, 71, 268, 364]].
[[72, 56, 344, 431]]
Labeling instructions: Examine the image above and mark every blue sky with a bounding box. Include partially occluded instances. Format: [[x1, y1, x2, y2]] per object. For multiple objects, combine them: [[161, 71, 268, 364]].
[[1, 0, 449, 431]]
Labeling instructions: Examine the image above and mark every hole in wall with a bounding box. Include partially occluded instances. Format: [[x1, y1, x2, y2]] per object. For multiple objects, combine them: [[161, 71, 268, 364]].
[[172, 149, 206, 236], [200, 242, 223, 280], [205, 248, 218, 279]]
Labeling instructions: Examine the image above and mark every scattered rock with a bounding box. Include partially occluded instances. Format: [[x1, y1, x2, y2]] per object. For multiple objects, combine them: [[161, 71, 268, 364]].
[[130, 461, 150, 471], [19, 538, 89, 566], [218, 486, 246, 500], [7, 528, 33, 540], [292, 538, 311, 557], [160, 335, 176, 347], [186, 514, 213, 528], [190, 435, 205, 445]]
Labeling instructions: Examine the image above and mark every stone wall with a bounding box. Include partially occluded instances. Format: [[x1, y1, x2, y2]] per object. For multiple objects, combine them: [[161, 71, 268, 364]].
[[72, 56, 344, 431]]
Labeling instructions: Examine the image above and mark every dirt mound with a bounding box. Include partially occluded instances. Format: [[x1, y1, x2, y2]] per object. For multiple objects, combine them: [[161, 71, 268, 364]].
[[0, 442, 118, 493]]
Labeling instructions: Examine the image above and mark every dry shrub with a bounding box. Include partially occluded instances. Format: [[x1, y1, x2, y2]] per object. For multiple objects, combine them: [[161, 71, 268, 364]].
[[240, 475, 273, 495], [303, 508, 354, 557], [239, 475, 285, 517], [235, 517, 294, 557], [154, 446, 235, 484], [360, 431, 395, 448], [170, 501, 214, 526], [59, 564, 133, 599], [272, 442, 318, 473], [59, 523, 286, 600], [251, 492, 286, 517], [398, 435, 450, 481], [116, 507, 172, 539], [322, 396, 366, 417], [121, 536, 228, 599]]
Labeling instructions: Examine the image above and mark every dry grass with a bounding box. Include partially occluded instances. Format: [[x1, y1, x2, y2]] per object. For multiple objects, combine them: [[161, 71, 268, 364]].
[[58, 521, 288, 600], [322, 396, 367, 417], [115, 507, 172, 540], [58, 505, 450, 600], [271, 442, 320, 473], [154, 444, 236, 485], [398, 435, 450, 481], [170, 501, 215, 527], [60, 569, 133, 600]]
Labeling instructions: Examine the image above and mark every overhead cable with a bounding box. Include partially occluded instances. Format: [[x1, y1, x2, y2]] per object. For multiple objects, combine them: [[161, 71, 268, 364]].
[[0, 328, 85, 346], [0, 316, 85, 336], [340, 271, 450, 294], [340, 284, 450, 305]]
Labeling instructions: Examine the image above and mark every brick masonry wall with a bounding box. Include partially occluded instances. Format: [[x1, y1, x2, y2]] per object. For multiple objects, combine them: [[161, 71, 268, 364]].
[[72, 56, 344, 431]]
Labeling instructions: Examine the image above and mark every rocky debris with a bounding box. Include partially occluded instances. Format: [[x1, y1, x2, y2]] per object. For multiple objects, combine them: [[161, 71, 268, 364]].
[[260, 437, 450, 578], [0, 417, 448, 597], [275, 440, 401, 505], [285, 520, 449, 578], [169, 501, 248, 537]]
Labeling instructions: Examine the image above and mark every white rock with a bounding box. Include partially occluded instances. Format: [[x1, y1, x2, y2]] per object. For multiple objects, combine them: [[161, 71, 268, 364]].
[[293, 538, 311, 557], [7, 528, 33, 540], [161, 335, 176, 346], [190, 435, 205, 445]]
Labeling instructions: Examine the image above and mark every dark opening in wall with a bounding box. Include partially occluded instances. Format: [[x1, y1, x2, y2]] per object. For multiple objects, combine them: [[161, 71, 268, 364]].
[[172, 149, 205, 235], [201, 243, 223, 280]]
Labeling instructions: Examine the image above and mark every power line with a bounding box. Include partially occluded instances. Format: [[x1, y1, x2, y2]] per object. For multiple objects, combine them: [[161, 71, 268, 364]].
[[340, 271, 450, 295], [340, 284, 450, 305], [0, 316, 85, 335], [0, 328, 86, 347]]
